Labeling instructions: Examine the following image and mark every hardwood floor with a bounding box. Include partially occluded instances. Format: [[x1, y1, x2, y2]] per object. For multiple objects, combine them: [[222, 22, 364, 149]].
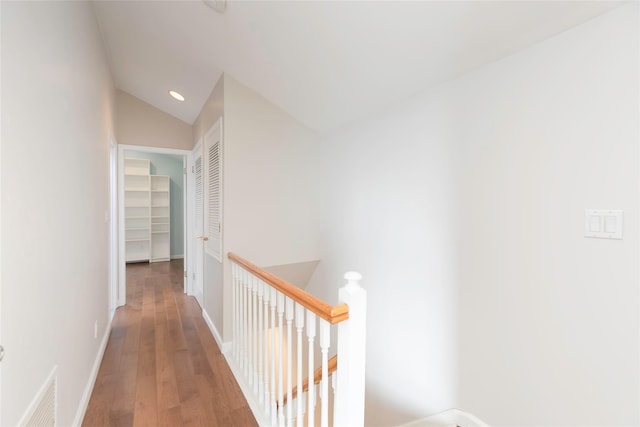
[[82, 260, 257, 427]]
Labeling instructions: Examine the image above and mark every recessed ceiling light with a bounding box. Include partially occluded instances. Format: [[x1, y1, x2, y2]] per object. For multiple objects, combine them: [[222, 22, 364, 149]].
[[168, 90, 185, 102]]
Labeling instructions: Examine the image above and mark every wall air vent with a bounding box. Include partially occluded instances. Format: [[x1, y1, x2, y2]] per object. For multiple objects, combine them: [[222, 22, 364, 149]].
[[21, 367, 57, 427]]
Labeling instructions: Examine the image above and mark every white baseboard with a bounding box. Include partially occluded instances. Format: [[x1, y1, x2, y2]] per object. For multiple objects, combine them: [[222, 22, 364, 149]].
[[201, 308, 231, 353], [222, 350, 271, 426], [71, 321, 112, 427], [171, 255, 184, 260], [396, 408, 490, 427]]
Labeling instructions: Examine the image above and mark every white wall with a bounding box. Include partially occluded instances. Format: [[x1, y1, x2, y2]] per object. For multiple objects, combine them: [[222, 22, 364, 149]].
[[311, 4, 638, 426], [222, 74, 322, 339], [115, 89, 193, 150], [308, 83, 460, 427], [455, 5, 638, 425], [1, 1, 114, 425], [193, 75, 224, 143]]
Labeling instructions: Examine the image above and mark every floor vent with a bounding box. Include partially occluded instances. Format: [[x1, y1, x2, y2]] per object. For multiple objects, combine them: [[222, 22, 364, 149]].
[[22, 367, 57, 427]]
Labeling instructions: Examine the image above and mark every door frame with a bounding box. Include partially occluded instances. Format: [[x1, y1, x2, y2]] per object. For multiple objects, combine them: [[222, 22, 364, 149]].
[[187, 140, 203, 303], [109, 139, 118, 318], [116, 144, 191, 306]]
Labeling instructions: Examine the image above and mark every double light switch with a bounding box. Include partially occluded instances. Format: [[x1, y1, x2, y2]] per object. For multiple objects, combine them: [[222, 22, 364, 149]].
[[585, 209, 623, 239]]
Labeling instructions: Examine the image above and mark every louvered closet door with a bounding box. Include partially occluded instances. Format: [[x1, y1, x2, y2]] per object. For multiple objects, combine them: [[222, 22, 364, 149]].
[[204, 120, 222, 261], [191, 142, 204, 307]]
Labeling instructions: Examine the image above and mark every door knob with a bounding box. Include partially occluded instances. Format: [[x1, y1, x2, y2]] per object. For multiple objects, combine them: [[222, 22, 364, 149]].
[[196, 236, 209, 241]]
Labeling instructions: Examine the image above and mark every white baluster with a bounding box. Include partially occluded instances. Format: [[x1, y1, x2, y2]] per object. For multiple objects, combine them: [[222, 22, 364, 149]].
[[296, 392, 308, 427], [319, 320, 330, 427], [243, 269, 250, 377], [232, 263, 237, 360], [252, 276, 259, 391], [263, 286, 271, 413], [257, 280, 265, 406], [295, 303, 305, 427], [334, 272, 366, 427], [248, 273, 254, 386], [277, 293, 285, 427], [239, 268, 245, 372], [285, 297, 294, 427], [331, 372, 338, 424], [306, 311, 316, 427], [270, 287, 278, 426]]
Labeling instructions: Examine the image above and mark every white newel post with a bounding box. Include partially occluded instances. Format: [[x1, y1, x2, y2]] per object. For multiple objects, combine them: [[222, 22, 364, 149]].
[[334, 271, 366, 427]]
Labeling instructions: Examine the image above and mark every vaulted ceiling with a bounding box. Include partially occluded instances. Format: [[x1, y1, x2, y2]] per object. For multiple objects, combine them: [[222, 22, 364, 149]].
[[94, 1, 623, 133]]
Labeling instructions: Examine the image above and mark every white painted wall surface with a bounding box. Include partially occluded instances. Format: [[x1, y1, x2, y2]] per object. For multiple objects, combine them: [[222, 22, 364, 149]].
[[1, 2, 114, 425], [311, 4, 638, 426], [193, 75, 224, 144], [455, 5, 638, 425], [307, 85, 460, 426], [115, 89, 193, 150], [222, 75, 321, 340], [264, 260, 320, 289]]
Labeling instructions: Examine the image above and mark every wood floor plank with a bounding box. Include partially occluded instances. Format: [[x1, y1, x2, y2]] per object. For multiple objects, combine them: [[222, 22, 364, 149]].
[[157, 406, 183, 427], [109, 411, 133, 427], [155, 319, 180, 411], [83, 260, 257, 427], [173, 349, 198, 404], [110, 350, 138, 420], [81, 374, 117, 427], [132, 375, 157, 427]]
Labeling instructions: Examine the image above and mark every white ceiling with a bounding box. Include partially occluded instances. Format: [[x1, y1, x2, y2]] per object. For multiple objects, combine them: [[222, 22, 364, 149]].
[[94, 0, 624, 133]]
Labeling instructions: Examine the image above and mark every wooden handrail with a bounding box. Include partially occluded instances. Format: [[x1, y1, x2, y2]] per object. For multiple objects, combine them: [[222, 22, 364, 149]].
[[228, 252, 349, 324], [281, 355, 338, 407]]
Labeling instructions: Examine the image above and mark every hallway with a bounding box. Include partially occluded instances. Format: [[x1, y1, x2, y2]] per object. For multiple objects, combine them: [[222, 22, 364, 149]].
[[82, 260, 257, 426]]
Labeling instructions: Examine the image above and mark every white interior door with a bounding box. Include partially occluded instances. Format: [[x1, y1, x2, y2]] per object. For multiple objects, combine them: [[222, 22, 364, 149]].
[[191, 142, 204, 307], [199, 118, 223, 335], [204, 120, 222, 262]]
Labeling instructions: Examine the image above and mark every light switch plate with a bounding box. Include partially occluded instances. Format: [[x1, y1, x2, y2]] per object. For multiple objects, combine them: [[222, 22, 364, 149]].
[[585, 209, 623, 239]]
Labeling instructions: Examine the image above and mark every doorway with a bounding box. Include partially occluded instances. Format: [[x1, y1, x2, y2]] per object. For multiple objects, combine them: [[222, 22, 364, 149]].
[[117, 145, 190, 306]]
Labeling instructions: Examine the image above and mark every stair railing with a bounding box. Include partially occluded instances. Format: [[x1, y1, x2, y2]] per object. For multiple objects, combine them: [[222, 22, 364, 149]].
[[228, 252, 367, 427]]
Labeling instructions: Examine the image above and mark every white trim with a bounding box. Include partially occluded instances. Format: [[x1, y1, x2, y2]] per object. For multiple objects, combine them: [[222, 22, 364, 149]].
[[118, 144, 191, 303], [188, 140, 204, 301], [637, 5, 640, 422], [223, 351, 270, 426], [395, 409, 490, 427], [71, 321, 112, 427], [109, 138, 119, 316], [170, 254, 184, 260], [182, 155, 188, 294], [202, 308, 259, 423], [117, 145, 126, 306], [17, 366, 58, 427], [202, 308, 231, 353], [118, 144, 190, 157]]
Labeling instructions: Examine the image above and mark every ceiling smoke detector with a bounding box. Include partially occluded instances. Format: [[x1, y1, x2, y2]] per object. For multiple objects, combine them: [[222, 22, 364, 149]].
[[203, 0, 226, 13]]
